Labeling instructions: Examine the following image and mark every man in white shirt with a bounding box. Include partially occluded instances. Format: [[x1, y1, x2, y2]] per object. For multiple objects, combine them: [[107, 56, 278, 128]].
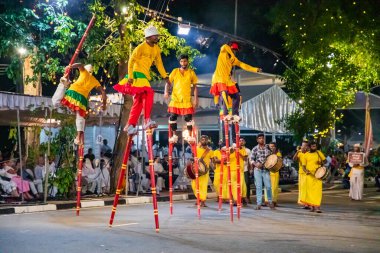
[[33, 156, 45, 194]]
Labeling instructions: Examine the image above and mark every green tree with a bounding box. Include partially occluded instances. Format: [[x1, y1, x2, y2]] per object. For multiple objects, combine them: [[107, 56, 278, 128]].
[[270, 0, 380, 141]]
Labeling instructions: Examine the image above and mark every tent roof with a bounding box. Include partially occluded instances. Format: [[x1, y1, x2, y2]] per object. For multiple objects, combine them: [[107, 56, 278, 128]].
[[346, 92, 380, 110], [240, 85, 297, 133]]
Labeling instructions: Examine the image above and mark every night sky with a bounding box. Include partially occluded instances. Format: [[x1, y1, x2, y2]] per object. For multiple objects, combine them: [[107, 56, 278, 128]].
[[137, 0, 285, 74]]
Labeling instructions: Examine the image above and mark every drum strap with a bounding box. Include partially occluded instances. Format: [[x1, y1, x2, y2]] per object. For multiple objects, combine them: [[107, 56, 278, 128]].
[[199, 148, 210, 163], [316, 151, 323, 165]]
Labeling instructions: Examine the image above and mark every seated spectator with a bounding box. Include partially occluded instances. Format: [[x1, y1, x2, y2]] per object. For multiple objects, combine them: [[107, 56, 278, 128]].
[[1, 158, 33, 200], [84, 148, 95, 168], [82, 158, 103, 195], [16, 158, 41, 199], [33, 155, 45, 195], [96, 158, 111, 194], [100, 139, 112, 158], [153, 156, 164, 194]]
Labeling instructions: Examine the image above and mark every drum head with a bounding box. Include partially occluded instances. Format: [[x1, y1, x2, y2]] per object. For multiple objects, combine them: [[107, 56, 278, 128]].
[[264, 154, 278, 169], [315, 167, 326, 179]]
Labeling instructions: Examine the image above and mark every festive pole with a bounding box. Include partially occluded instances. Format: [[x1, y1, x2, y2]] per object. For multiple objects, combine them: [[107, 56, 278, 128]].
[[235, 122, 241, 220], [64, 15, 96, 77], [218, 150, 225, 212], [76, 134, 85, 216], [109, 135, 133, 227], [168, 126, 174, 215], [146, 129, 160, 232], [224, 119, 233, 222]]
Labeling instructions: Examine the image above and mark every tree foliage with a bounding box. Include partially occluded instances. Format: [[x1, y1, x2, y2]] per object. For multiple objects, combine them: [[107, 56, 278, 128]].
[[270, 0, 380, 140]]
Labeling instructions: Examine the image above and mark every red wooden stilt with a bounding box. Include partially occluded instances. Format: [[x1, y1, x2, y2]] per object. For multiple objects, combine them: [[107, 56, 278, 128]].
[[109, 135, 133, 227], [76, 133, 84, 216], [235, 123, 242, 219], [218, 150, 225, 212], [64, 15, 96, 77], [224, 119, 233, 223], [146, 129, 160, 232], [168, 127, 173, 215]]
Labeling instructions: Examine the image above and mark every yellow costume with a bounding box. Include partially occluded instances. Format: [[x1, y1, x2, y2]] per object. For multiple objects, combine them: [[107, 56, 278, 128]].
[[61, 69, 101, 117], [168, 68, 198, 115], [191, 146, 214, 201], [210, 44, 260, 96], [222, 148, 247, 201], [264, 151, 282, 203], [300, 151, 326, 207], [114, 41, 167, 95], [297, 151, 307, 204]]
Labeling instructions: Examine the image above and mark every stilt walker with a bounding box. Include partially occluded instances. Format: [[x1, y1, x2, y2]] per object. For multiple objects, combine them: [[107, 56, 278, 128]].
[[210, 41, 262, 221], [164, 54, 199, 215], [50, 15, 103, 216], [111, 25, 170, 231]]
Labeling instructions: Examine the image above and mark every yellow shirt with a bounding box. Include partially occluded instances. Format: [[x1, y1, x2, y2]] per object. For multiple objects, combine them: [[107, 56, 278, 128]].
[[197, 146, 214, 168], [169, 68, 198, 103], [229, 148, 247, 171], [128, 41, 167, 80], [211, 44, 260, 85], [301, 151, 326, 174], [297, 152, 307, 175], [68, 69, 101, 97]]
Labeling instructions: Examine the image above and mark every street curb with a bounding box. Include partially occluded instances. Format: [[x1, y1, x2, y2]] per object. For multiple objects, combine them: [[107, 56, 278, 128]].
[[0, 193, 194, 215]]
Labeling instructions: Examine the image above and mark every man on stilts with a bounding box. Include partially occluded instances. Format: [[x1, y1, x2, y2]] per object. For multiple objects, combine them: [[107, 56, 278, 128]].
[[164, 54, 198, 144], [114, 26, 170, 133], [209, 41, 261, 126], [164, 54, 198, 214], [110, 26, 170, 231], [210, 41, 261, 219], [53, 63, 107, 145]]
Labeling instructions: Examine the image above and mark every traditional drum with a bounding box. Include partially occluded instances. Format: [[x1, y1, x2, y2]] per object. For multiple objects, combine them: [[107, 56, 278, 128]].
[[264, 154, 283, 173], [185, 160, 209, 180], [314, 166, 330, 180]]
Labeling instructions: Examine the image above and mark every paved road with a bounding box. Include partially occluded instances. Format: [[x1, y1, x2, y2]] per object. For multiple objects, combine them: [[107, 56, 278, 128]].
[[0, 189, 379, 253]]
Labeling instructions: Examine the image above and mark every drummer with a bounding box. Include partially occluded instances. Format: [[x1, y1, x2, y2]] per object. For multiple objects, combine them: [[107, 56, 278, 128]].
[[250, 133, 275, 210], [264, 142, 282, 207], [300, 141, 326, 213], [191, 135, 214, 207]]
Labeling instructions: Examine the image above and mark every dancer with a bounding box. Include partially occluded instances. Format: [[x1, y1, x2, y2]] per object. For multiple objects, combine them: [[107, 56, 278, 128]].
[[53, 63, 107, 145], [110, 26, 169, 231], [114, 25, 170, 134], [164, 54, 198, 144], [209, 41, 262, 123]]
